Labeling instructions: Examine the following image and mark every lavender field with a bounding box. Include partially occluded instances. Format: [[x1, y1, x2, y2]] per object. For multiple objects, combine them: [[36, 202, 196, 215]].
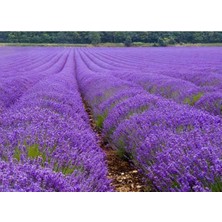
[[1, 46, 222, 192]]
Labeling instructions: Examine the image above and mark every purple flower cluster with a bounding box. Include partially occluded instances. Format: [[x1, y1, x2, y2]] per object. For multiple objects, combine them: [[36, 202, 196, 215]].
[[0, 48, 112, 192], [0, 47, 67, 112], [195, 91, 222, 116], [75, 47, 222, 191], [77, 47, 222, 117], [0, 160, 76, 192]]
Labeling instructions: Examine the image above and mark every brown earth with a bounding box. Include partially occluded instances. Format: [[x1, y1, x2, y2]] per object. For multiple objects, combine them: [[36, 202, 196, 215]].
[[83, 100, 150, 192]]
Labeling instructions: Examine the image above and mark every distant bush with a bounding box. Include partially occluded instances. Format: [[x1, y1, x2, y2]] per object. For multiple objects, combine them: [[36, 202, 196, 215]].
[[132, 42, 153, 47], [132, 42, 144, 46], [99, 42, 124, 47]]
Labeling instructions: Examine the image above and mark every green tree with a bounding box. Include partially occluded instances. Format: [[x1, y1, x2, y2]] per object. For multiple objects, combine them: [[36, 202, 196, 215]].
[[114, 32, 126, 43], [157, 37, 168, 46], [100, 32, 114, 43], [89, 32, 101, 45], [55, 32, 67, 43], [72, 32, 81, 43], [193, 33, 204, 43], [8, 33, 18, 43], [124, 35, 132, 47]]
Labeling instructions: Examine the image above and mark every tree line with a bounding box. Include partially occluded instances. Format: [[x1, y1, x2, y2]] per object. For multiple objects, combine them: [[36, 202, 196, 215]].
[[0, 32, 222, 46]]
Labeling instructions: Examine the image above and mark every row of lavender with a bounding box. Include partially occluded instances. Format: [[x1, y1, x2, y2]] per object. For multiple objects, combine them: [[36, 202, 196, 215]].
[[0, 47, 67, 112], [80, 47, 222, 117], [76, 49, 222, 191], [0, 48, 111, 191]]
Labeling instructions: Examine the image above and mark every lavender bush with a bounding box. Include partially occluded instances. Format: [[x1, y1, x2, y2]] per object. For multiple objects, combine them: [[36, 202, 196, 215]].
[[76, 47, 222, 191], [0, 48, 112, 192]]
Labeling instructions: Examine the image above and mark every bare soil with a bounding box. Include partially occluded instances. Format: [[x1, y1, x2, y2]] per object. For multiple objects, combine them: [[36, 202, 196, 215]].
[[83, 100, 149, 192]]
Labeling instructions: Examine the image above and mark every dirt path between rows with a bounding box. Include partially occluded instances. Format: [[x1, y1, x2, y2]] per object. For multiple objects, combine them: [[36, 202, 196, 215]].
[[83, 100, 150, 192]]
